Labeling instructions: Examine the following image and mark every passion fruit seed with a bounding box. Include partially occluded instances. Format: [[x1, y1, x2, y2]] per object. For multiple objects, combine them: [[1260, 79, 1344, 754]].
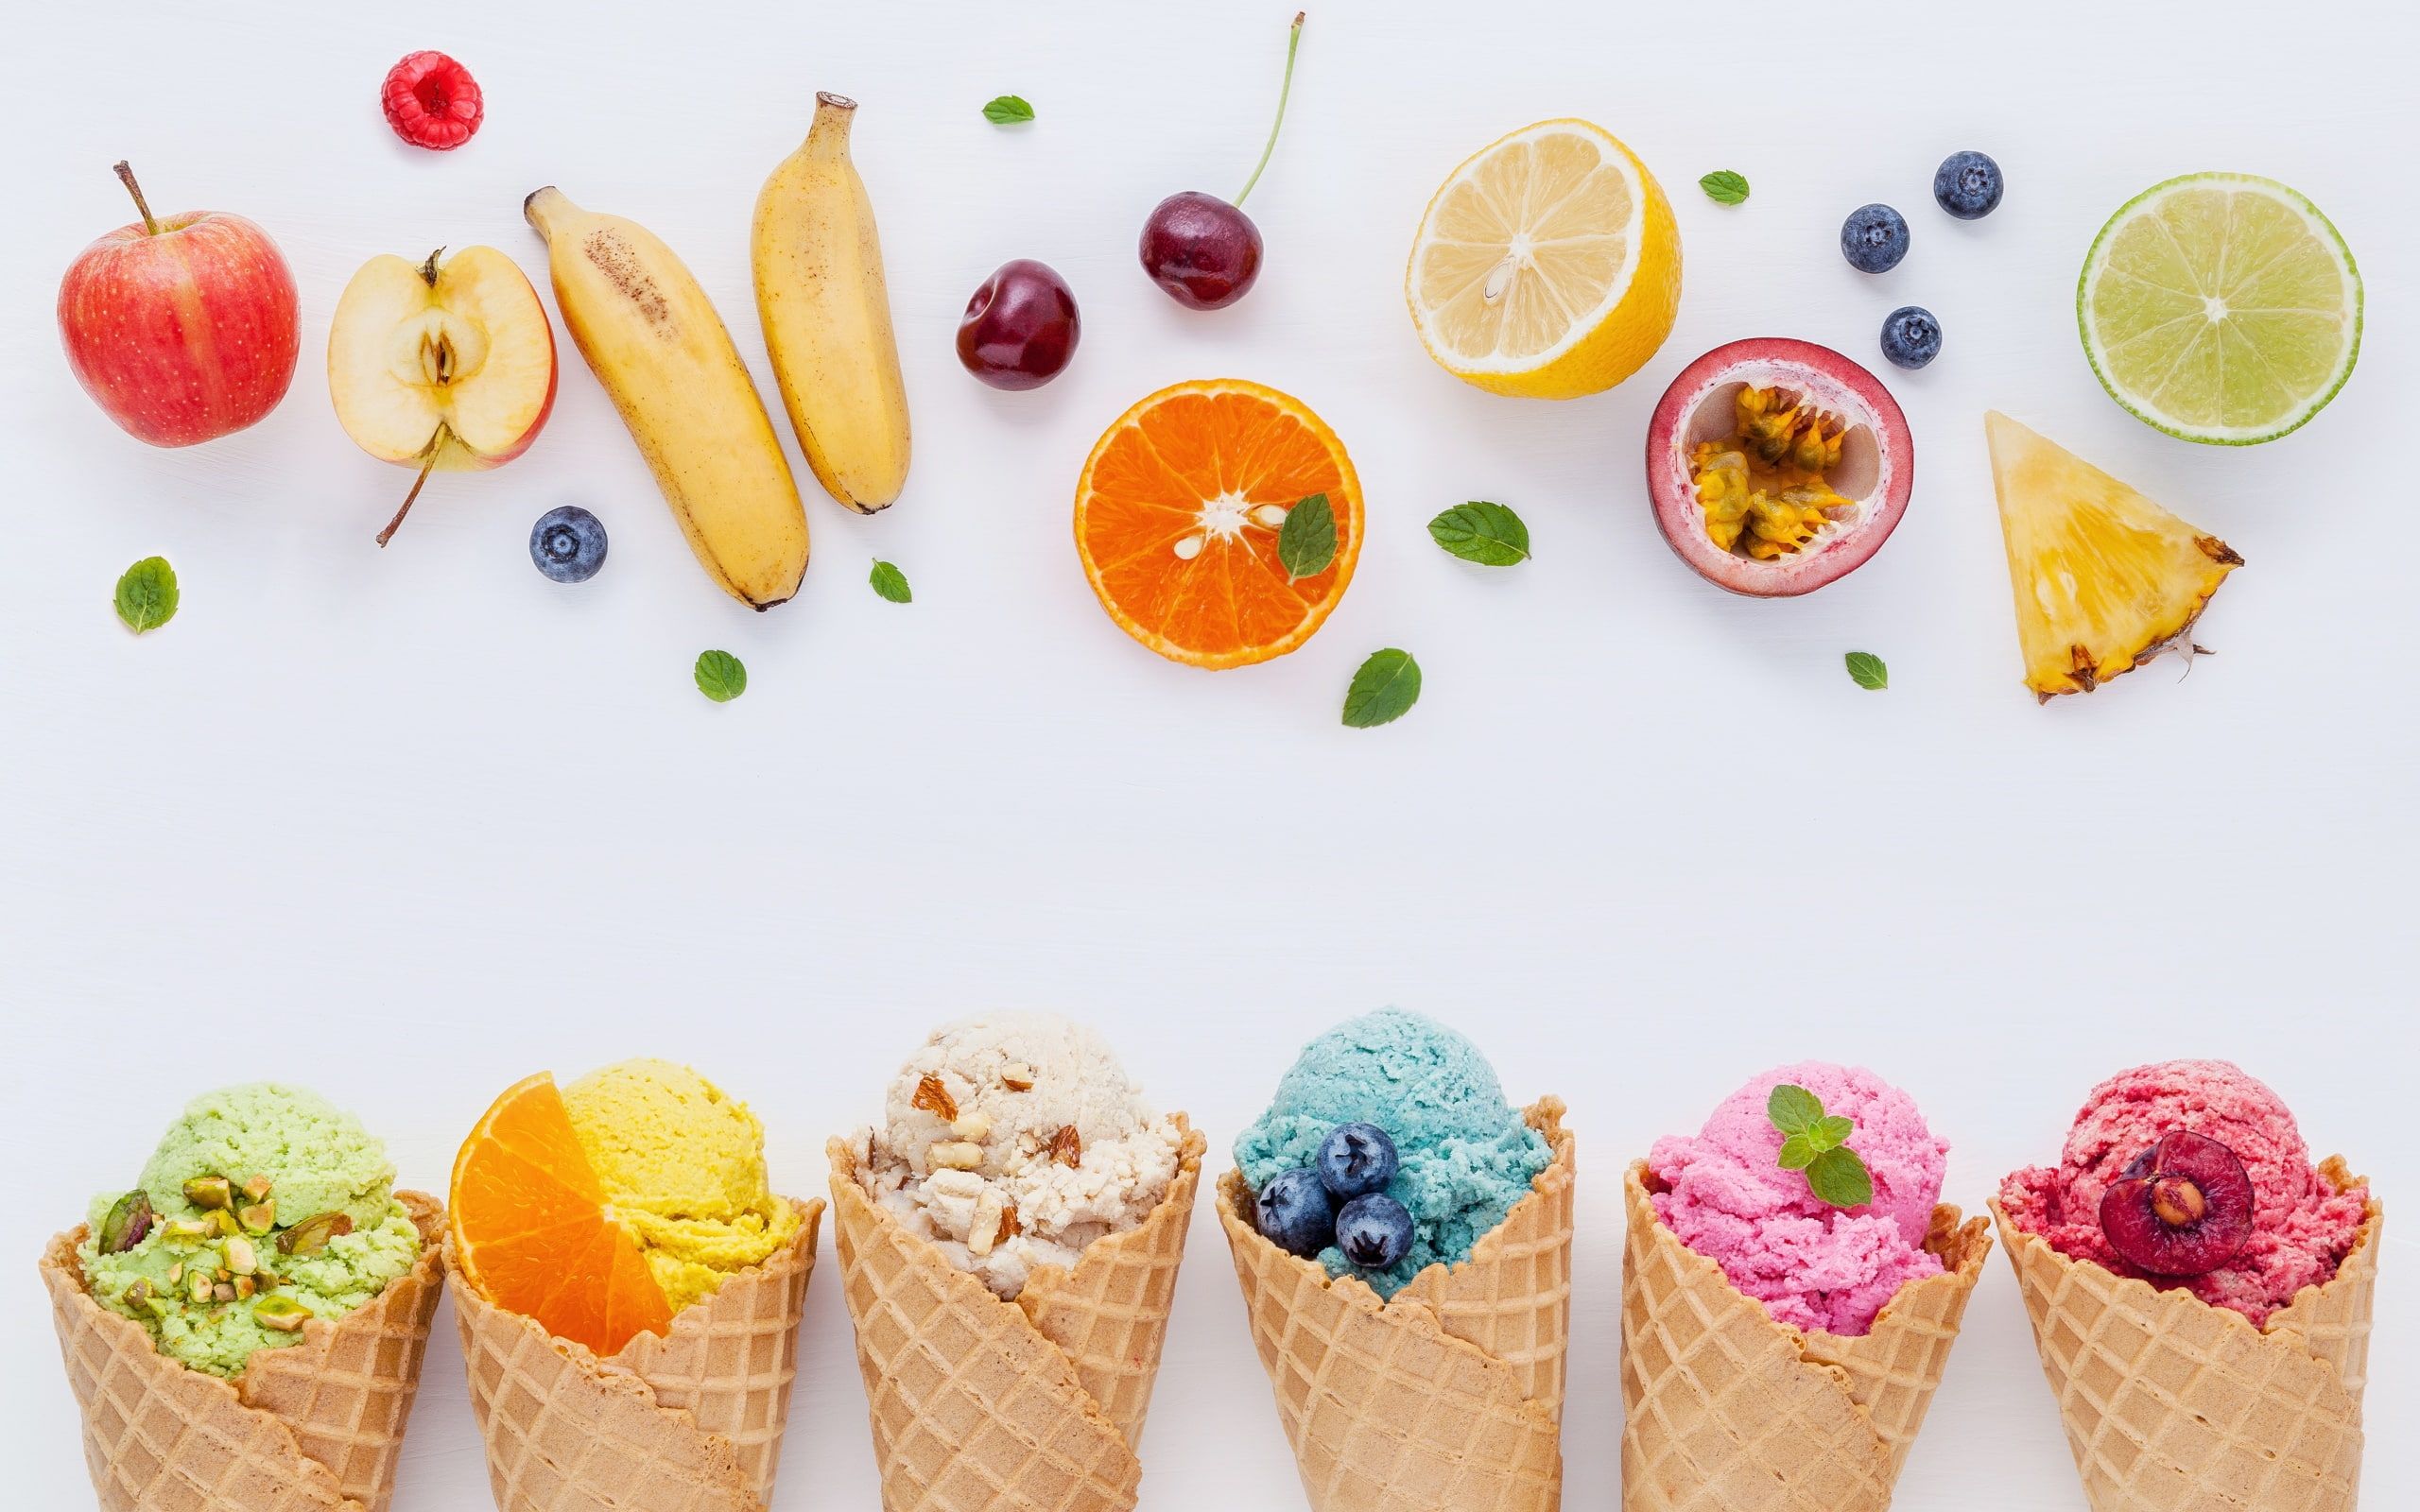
[[1691, 387, 1855, 559], [98, 1191, 154, 1254]]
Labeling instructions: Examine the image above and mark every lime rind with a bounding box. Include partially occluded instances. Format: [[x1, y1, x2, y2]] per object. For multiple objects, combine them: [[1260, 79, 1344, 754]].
[[2078, 172, 2361, 446]]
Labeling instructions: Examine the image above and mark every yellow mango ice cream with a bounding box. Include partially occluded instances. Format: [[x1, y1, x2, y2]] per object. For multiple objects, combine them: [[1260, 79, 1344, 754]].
[[560, 1059, 802, 1311]]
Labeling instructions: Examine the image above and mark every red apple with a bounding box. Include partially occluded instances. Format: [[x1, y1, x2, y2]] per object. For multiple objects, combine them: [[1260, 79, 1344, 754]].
[[57, 163, 301, 447], [327, 245, 557, 544]]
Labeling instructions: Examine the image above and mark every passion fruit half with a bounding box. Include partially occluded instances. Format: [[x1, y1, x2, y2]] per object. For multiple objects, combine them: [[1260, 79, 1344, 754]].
[[1645, 338, 1913, 596]]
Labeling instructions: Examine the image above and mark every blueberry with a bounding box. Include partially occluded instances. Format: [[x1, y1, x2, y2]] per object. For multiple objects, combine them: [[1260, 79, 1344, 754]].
[[1841, 204, 1910, 274], [1316, 1123, 1399, 1200], [1335, 1194, 1414, 1271], [1880, 305, 1943, 369], [530, 506, 608, 584], [1253, 1168, 1337, 1258], [1933, 151, 2004, 220]]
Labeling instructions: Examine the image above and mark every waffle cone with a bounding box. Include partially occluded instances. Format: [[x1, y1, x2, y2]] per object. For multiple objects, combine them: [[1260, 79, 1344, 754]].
[[1990, 1157, 2380, 1512], [825, 1117, 1206, 1512], [1214, 1099, 1576, 1512], [1620, 1160, 1991, 1512], [41, 1190, 448, 1512], [444, 1196, 822, 1512]]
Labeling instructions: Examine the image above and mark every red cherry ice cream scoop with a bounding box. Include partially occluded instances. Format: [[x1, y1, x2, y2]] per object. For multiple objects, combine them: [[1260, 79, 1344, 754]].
[[1999, 1059, 2371, 1323]]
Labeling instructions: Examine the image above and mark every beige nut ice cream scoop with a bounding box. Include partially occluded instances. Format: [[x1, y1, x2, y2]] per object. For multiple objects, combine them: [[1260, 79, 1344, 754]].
[[862, 1012, 1182, 1297]]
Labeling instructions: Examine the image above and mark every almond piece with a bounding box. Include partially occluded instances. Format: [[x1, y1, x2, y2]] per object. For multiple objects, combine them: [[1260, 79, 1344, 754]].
[[999, 1199, 1021, 1240], [1047, 1125, 1082, 1169], [951, 1112, 993, 1142], [911, 1074, 959, 1124], [1000, 1062, 1036, 1092], [969, 1191, 1004, 1258], [928, 1141, 985, 1171]]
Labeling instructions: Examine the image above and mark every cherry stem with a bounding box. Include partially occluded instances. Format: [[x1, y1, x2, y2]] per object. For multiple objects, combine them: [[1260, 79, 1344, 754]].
[[1233, 12, 1305, 209], [112, 162, 161, 236], [377, 425, 449, 547]]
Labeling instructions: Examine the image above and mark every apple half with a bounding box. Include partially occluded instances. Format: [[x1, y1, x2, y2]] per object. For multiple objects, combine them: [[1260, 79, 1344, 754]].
[[1645, 337, 1912, 596], [328, 246, 557, 544]]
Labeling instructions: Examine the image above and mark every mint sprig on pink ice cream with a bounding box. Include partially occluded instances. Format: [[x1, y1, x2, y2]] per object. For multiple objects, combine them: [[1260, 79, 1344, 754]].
[[1649, 1062, 1948, 1336]]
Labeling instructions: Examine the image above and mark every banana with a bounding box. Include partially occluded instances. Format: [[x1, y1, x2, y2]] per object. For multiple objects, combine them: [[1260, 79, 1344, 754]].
[[752, 93, 911, 513], [525, 187, 807, 609]]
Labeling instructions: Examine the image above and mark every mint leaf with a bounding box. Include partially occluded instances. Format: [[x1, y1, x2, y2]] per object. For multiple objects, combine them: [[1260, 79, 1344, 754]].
[[693, 649, 747, 703], [1700, 170, 1751, 206], [1814, 1114, 1857, 1150], [982, 94, 1034, 125], [114, 556, 179, 634], [1777, 1134, 1818, 1171], [1341, 648, 1420, 729], [1766, 1084, 1824, 1136], [870, 559, 912, 604], [1278, 493, 1337, 581], [1807, 1146, 1875, 1210], [1427, 501, 1530, 566], [1845, 651, 1889, 690]]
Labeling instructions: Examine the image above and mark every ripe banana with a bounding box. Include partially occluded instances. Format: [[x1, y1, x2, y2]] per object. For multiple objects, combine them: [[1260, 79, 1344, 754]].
[[752, 93, 911, 513], [526, 186, 807, 609]]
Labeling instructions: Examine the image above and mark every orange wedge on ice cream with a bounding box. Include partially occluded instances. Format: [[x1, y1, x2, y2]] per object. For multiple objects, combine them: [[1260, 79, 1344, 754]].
[[450, 1072, 673, 1356]]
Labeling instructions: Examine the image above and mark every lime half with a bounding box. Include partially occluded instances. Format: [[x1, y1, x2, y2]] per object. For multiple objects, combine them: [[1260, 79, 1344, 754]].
[[2080, 173, 2360, 445]]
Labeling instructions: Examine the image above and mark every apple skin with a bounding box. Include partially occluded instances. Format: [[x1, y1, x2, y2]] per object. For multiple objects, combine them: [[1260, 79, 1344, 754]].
[[59, 208, 301, 447]]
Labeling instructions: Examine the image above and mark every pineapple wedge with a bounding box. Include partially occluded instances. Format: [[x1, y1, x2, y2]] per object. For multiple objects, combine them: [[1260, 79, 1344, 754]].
[[1984, 412, 2243, 701]]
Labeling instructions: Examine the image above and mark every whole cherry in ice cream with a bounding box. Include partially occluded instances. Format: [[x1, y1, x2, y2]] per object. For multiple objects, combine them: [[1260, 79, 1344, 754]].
[[2099, 1130, 2256, 1277]]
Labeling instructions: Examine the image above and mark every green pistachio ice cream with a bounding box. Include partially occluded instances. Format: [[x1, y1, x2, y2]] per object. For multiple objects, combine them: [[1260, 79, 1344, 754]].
[[78, 1084, 423, 1378], [1236, 1010, 1551, 1297]]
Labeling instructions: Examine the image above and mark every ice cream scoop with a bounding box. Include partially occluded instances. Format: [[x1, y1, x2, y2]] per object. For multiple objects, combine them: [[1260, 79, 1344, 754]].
[[1997, 1058, 2371, 1323], [560, 1058, 803, 1312], [1234, 1008, 1552, 1297], [1647, 1061, 1948, 1335], [78, 1084, 424, 1377], [858, 1012, 1184, 1298]]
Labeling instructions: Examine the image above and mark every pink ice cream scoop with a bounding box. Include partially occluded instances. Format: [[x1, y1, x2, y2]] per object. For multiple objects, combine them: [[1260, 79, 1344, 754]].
[[1649, 1061, 1947, 1336], [1997, 1059, 2370, 1325]]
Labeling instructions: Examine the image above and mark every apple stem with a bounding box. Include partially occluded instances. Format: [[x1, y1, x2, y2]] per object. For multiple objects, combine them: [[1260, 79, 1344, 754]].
[[377, 426, 449, 547], [1234, 12, 1305, 209], [112, 162, 161, 237], [418, 248, 445, 286]]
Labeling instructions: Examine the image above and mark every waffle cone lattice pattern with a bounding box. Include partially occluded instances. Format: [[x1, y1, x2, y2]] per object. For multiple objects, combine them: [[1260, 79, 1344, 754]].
[[445, 1198, 821, 1512], [42, 1191, 448, 1512], [1216, 1099, 1575, 1512], [1621, 1160, 1991, 1512], [1992, 1158, 2378, 1512], [827, 1119, 1206, 1512]]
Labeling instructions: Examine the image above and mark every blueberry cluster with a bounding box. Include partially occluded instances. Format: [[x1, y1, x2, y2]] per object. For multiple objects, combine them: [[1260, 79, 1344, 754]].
[[1839, 151, 2003, 371], [1252, 1122, 1415, 1273]]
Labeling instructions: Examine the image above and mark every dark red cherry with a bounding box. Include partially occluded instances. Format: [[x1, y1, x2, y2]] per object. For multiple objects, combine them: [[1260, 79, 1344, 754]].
[[1141, 192, 1263, 310], [956, 259, 1080, 391], [1136, 13, 1303, 313], [2099, 1130, 2256, 1277]]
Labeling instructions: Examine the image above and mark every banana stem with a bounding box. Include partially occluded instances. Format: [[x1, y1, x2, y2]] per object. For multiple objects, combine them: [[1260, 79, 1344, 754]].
[[377, 425, 449, 547], [1234, 12, 1305, 209], [113, 162, 161, 236]]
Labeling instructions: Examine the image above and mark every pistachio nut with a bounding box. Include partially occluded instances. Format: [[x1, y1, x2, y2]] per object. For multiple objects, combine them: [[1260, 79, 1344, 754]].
[[182, 1175, 233, 1211], [277, 1211, 354, 1256], [221, 1236, 259, 1275], [253, 1295, 313, 1332], [97, 1191, 155, 1255], [237, 1201, 275, 1235]]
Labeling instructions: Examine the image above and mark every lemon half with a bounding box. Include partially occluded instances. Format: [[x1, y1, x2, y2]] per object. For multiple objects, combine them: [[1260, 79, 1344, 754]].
[[1407, 120, 1682, 400]]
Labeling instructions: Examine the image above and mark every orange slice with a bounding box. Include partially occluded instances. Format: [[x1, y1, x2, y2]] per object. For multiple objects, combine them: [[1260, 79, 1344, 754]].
[[449, 1072, 672, 1357], [1075, 378, 1362, 668]]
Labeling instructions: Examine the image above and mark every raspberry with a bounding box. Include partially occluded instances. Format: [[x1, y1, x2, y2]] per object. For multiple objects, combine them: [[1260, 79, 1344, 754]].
[[382, 51, 482, 151]]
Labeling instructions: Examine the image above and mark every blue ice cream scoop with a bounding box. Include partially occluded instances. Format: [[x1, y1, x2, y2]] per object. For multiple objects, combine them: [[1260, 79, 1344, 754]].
[[1236, 1009, 1551, 1297]]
